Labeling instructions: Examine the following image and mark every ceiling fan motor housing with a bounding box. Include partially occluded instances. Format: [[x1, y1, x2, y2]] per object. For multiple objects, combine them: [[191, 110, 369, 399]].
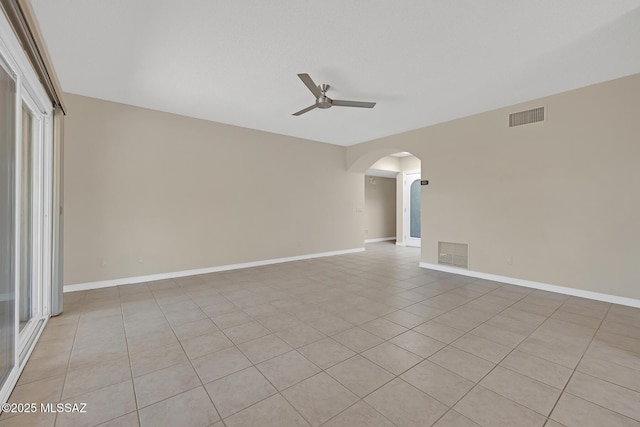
[[317, 97, 332, 109], [317, 84, 332, 108]]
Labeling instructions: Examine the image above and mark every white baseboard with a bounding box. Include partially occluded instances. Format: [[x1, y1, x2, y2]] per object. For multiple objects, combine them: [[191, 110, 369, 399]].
[[419, 262, 640, 308], [65, 247, 365, 293], [395, 242, 405, 247], [365, 237, 396, 243]]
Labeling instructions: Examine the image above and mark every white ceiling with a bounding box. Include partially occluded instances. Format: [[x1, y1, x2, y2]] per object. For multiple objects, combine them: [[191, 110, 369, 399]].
[[31, 1, 640, 146]]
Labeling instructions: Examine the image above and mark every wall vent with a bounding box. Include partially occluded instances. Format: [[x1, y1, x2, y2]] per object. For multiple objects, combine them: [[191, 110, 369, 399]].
[[438, 242, 468, 269], [509, 106, 544, 127]]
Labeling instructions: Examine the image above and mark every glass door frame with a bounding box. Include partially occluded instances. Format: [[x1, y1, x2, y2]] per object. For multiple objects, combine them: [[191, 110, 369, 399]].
[[403, 170, 421, 248], [0, 8, 54, 404], [0, 46, 17, 400], [16, 89, 51, 353]]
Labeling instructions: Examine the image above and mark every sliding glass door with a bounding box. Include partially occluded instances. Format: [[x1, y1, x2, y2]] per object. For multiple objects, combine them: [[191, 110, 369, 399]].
[[0, 56, 16, 390], [0, 10, 55, 402], [19, 105, 34, 331]]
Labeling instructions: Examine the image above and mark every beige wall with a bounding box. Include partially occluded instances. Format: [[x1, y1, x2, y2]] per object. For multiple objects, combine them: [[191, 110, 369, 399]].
[[63, 94, 364, 285], [347, 73, 640, 300], [364, 176, 396, 240]]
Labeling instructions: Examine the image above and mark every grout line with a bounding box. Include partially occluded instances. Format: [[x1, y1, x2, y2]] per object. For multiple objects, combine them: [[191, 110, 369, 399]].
[[420, 284, 543, 426], [118, 285, 144, 427], [154, 279, 226, 424], [543, 302, 613, 423], [51, 294, 83, 426], [556, 388, 640, 425], [158, 281, 322, 425], [407, 278, 626, 423], [265, 277, 518, 425], [47, 244, 640, 427], [277, 371, 339, 426]]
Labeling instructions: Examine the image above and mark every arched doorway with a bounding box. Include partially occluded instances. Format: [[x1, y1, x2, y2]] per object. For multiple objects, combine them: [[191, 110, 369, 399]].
[[352, 150, 422, 248]]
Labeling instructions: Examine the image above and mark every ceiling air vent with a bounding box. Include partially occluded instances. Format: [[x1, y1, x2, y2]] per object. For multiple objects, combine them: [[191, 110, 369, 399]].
[[509, 106, 544, 127]]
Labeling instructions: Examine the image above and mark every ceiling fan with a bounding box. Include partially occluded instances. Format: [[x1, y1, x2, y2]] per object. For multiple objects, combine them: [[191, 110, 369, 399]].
[[292, 73, 376, 116]]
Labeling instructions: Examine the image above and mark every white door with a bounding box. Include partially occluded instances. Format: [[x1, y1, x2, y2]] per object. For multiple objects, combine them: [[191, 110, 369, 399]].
[[404, 172, 421, 247]]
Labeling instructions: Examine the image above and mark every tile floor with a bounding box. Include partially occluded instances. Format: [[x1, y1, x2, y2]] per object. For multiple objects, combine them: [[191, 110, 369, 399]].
[[2, 242, 640, 426]]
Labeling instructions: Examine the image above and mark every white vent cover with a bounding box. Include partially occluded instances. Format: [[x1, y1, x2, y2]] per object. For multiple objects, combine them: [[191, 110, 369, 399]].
[[509, 106, 544, 127], [438, 242, 468, 268]]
